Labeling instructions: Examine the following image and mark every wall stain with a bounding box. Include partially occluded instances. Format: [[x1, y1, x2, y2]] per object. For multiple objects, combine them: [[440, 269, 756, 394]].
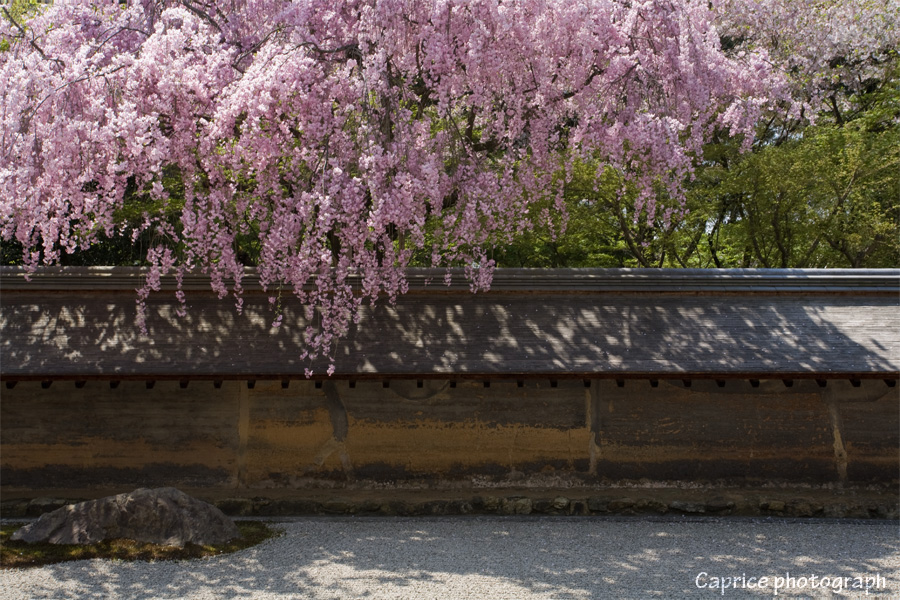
[[300, 381, 352, 477], [2, 379, 897, 490]]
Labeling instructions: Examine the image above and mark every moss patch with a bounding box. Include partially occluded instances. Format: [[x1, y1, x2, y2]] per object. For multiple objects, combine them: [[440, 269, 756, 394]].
[[0, 521, 280, 569]]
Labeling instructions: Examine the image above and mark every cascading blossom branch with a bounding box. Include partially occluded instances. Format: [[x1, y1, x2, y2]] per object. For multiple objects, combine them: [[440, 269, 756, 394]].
[[1, 0, 778, 370]]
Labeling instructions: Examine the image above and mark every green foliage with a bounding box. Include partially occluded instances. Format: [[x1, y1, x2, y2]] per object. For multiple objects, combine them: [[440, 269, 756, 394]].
[[677, 55, 899, 269], [699, 121, 898, 268], [1, 0, 45, 53], [2, 0, 43, 23], [487, 163, 644, 267], [492, 52, 899, 269]]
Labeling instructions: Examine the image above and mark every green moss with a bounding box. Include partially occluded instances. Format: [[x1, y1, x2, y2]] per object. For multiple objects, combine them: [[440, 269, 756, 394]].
[[0, 520, 280, 569]]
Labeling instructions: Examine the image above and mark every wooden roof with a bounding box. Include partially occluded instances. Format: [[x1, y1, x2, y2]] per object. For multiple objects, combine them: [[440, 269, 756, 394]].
[[1, 267, 898, 380]]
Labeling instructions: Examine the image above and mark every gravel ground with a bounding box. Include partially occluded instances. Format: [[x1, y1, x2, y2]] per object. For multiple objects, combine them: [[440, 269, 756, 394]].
[[1, 517, 897, 599]]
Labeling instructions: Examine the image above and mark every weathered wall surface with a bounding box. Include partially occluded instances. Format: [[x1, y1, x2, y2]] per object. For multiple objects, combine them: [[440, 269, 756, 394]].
[[2, 381, 241, 489], [2, 378, 896, 492]]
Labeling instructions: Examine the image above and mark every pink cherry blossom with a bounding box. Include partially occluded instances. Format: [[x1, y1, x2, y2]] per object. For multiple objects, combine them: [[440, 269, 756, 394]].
[[6, 0, 885, 371]]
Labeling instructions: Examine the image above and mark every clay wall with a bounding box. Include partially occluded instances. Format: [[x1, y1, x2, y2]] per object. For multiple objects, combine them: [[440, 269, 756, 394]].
[[2, 378, 896, 493]]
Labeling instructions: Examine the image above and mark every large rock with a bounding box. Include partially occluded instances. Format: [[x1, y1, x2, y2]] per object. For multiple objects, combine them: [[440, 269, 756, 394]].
[[11, 487, 241, 547]]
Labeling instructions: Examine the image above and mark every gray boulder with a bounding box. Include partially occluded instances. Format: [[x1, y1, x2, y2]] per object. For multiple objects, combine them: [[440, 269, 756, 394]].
[[11, 487, 241, 547]]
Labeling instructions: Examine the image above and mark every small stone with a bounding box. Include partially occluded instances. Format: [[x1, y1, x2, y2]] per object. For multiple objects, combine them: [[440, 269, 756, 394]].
[[513, 498, 533, 515], [359, 501, 382, 513], [551, 497, 569, 510], [501, 497, 532, 515], [762, 500, 785, 512], [636, 499, 668, 514], [480, 496, 501, 512], [379, 502, 401, 515], [454, 501, 473, 515], [845, 505, 871, 519], [587, 498, 609, 512], [706, 498, 735, 513], [424, 501, 449, 515], [669, 501, 705, 514], [403, 503, 427, 516], [507, 470, 526, 482], [607, 498, 635, 512], [788, 502, 813, 517], [322, 500, 356, 514]]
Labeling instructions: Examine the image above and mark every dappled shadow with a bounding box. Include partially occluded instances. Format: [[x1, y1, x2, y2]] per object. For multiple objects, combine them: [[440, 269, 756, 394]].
[[344, 292, 898, 376], [2, 518, 898, 599], [1, 286, 897, 378]]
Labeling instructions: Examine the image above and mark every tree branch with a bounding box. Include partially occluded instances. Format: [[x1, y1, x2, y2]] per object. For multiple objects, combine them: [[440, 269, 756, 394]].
[[2, 6, 65, 69]]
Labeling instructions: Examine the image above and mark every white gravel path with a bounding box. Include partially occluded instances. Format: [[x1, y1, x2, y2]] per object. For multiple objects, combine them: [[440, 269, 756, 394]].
[[2, 517, 897, 599]]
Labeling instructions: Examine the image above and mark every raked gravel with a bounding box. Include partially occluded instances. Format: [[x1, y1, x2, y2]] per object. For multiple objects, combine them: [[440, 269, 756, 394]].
[[1, 516, 897, 599]]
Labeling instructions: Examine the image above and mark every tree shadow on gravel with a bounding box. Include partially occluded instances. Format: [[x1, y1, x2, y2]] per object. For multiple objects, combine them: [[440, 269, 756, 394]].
[[5, 518, 898, 599]]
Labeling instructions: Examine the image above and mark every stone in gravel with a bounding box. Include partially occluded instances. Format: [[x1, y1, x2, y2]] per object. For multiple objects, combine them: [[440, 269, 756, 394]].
[[501, 497, 532, 515], [514, 498, 533, 515], [379, 501, 404, 515], [11, 487, 240, 547], [478, 496, 502, 512], [551, 497, 569, 510], [636, 499, 668, 514], [787, 501, 814, 517], [669, 501, 706, 514]]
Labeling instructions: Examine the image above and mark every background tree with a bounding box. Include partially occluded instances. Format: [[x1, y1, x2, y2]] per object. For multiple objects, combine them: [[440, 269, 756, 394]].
[[688, 0, 900, 268], [492, 0, 899, 268]]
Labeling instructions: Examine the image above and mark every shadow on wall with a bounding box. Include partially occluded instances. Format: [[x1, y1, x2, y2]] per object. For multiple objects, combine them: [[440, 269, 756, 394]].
[[1, 289, 897, 377]]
